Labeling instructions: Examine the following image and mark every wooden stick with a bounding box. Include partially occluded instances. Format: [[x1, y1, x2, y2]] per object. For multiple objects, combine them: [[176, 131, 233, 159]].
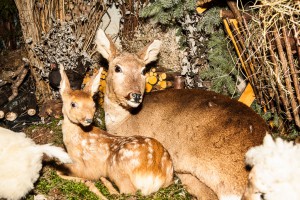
[[226, 0, 247, 38], [273, 26, 300, 127], [282, 19, 300, 106], [291, 16, 300, 64], [224, 19, 264, 104], [220, 10, 252, 21], [241, 17, 274, 108], [8, 67, 29, 102], [268, 34, 293, 121]]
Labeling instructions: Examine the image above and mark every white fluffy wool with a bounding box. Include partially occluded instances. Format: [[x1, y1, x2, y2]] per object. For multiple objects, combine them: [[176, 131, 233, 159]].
[[0, 127, 72, 200], [244, 134, 300, 200]]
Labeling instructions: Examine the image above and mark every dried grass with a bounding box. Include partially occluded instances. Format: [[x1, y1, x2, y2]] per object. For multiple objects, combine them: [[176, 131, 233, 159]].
[[121, 23, 183, 71], [236, 0, 300, 130]]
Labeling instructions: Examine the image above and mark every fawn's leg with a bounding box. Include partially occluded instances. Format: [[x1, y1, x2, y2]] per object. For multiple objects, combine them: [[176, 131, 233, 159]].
[[99, 177, 119, 194], [177, 173, 218, 200], [56, 169, 108, 200]]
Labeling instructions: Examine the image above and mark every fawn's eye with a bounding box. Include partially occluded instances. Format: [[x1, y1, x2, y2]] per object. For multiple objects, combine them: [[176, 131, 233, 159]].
[[141, 68, 147, 76], [71, 102, 77, 108], [115, 65, 122, 73]]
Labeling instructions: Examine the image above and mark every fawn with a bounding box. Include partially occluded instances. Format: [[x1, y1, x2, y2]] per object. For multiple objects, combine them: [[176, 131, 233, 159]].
[[59, 64, 174, 196], [94, 29, 269, 200]]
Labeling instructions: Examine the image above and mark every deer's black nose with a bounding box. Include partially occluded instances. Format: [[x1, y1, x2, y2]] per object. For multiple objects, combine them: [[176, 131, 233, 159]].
[[130, 92, 142, 103]]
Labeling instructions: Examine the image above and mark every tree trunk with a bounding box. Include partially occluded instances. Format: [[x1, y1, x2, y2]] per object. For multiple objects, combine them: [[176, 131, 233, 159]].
[[14, 0, 107, 103]]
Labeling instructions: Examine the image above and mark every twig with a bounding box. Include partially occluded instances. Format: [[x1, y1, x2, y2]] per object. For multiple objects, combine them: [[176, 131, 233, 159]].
[[8, 66, 29, 101], [268, 35, 292, 121], [281, 19, 300, 106], [273, 26, 300, 127]]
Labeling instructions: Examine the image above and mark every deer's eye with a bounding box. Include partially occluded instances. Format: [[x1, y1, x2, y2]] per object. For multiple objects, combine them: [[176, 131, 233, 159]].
[[71, 102, 77, 108], [115, 65, 122, 73], [141, 68, 147, 76]]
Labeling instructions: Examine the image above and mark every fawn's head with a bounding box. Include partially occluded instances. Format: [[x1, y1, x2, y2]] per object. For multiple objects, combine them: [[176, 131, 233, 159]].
[[60, 64, 102, 126], [95, 29, 162, 108]]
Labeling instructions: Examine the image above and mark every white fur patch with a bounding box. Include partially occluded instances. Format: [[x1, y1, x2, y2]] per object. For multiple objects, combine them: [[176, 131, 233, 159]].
[[148, 146, 153, 153], [130, 158, 140, 168], [121, 149, 134, 159], [127, 100, 140, 108], [133, 174, 164, 195], [81, 140, 87, 147]]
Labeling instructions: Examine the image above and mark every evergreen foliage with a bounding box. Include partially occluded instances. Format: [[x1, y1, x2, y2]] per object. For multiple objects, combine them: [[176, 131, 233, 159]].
[[140, 0, 195, 25], [141, 3, 240, 96], [196, 7, 239, 96], [197, 7, 222, 34]]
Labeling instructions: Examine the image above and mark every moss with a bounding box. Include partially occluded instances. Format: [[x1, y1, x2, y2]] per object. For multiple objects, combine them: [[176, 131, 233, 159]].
[[26, 168, 99, 200], [25, 167, 191, 200]]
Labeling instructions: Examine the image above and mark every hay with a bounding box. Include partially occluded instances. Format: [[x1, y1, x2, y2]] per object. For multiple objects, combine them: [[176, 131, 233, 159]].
[[226, 0, 300, 131]]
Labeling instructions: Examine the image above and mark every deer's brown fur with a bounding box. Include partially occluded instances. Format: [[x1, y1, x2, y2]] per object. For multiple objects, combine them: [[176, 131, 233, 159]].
[[95, 29, 269, 200]]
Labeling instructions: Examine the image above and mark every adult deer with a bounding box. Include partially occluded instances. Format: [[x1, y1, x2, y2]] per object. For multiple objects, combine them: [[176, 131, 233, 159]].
[[59, 65, 174, 197], [95, 29, 268, 200]]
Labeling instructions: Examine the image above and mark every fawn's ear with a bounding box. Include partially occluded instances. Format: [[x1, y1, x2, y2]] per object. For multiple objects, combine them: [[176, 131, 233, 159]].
[[137, 40, 162, 65], [59, 64, 71, 96], [95, 29, 118, 61], [83, 67, 103, 96]]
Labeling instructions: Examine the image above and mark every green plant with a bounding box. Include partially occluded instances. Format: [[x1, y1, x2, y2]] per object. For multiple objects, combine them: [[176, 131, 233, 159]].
[[140, 0, 196, 25]]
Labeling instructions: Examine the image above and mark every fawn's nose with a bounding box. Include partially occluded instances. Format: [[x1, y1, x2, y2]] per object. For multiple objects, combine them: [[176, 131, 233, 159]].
[[129, 92, 142, 103], [85, 118, 93, 124]]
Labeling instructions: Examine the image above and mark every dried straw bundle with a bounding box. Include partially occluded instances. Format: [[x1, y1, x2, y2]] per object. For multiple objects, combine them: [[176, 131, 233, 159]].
[[224, 0, 300, 130]]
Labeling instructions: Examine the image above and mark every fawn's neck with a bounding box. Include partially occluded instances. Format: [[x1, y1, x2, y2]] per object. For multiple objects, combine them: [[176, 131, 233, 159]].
[[62, 115, 85, 147], [103, 95, 130, 132]]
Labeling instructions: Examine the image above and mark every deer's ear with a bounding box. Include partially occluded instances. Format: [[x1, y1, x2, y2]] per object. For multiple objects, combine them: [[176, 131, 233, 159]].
[[84, 68, 103, 96], [137, 40, 162, 65], [59, 64, 71, 96], [95, 29, 118, 61]]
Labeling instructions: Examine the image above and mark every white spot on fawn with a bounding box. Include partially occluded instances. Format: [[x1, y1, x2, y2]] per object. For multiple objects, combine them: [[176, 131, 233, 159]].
[[130, 158, 140, 168], [89, 139, 96, 144], [147, 153, 153, 165], [123, 149, 134, 158], [133, 174, 164, 195], [81, 139, 87, 147], [89, 133, 98, 137], [148, 147, 154, 153], [132, 143, 139, 149], [145, 138, 151, 144]]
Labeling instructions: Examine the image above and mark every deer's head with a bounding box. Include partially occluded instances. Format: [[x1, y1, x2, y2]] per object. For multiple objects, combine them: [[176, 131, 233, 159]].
[[94, 29, 162, 108], [60, 64, 102, 126]]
